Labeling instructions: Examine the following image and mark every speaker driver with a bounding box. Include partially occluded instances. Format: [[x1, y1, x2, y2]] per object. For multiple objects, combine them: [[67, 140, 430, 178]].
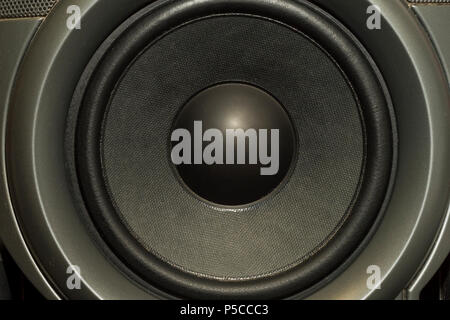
[[70, 0, 394, 299]]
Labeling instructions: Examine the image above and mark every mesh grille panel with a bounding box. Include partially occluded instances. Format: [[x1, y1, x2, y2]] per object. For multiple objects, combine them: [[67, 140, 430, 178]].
[[408, 0, 450, 3], [0, 0, 57, 18]]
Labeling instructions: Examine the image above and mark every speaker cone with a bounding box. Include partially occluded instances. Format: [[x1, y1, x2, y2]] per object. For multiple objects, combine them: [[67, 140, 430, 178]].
[[69, 0, 394, 299]]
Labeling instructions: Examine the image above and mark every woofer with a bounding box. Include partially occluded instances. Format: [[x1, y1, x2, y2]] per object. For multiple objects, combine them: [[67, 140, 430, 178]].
[[2, 0, 449, 301], [69, 0, 394, 299]]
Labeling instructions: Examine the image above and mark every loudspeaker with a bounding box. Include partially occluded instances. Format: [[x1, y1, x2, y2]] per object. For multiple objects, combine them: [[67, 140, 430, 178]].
[[0, 0, 449, 300]]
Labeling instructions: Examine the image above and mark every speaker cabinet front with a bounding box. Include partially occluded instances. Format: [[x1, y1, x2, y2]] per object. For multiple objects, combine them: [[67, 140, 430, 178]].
[[0, 0, 449, 300]]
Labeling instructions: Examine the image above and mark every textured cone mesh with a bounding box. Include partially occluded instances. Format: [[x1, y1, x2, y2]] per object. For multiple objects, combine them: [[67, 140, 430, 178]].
[[101, 16, 364, 279]]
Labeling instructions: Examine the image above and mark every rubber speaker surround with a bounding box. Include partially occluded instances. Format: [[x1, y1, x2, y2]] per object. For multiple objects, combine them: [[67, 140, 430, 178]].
[[70, 0, 394, 299]]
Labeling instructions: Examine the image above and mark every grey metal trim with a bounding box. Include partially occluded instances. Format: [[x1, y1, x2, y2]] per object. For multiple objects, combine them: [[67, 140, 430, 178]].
[[412, 6, 450, 84], [407, 204, 450, 299], [0, 18, 59, 299], [404, 4, 450, 299], [2, 0, 449, 299]]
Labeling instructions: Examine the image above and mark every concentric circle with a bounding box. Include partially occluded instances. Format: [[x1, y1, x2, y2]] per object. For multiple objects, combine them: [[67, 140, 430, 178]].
[[72, 0, 393, 299]]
